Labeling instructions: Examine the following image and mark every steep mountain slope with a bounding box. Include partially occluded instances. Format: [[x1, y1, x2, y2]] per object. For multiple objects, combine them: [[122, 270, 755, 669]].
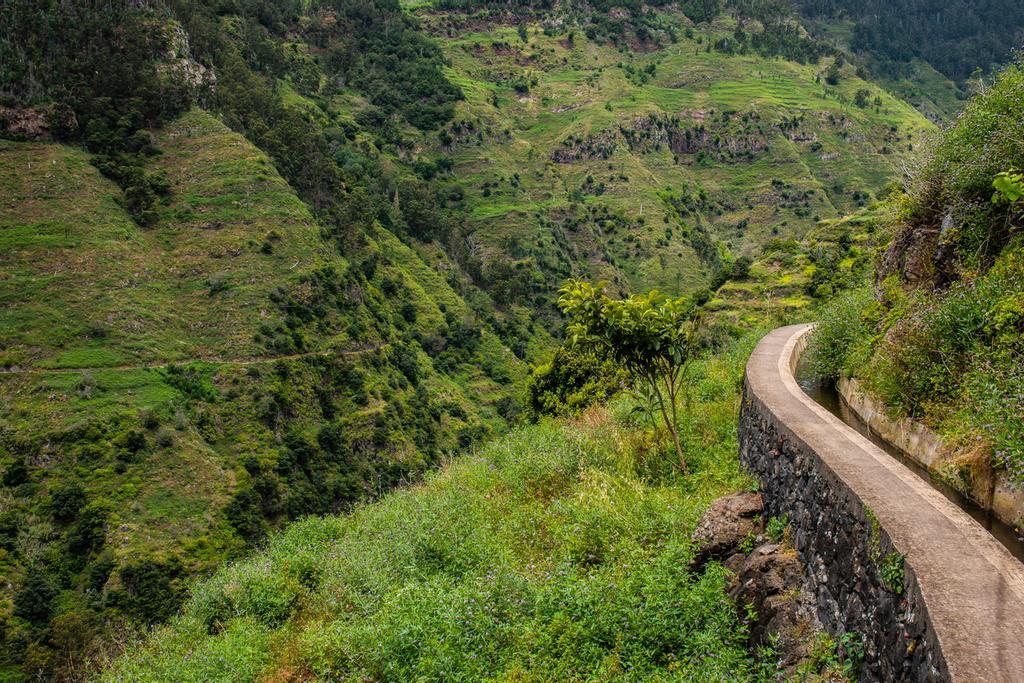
[[796, 0, 1024, 84], [410, 9, 931, 324], [0, 110, 522, 679], [796, 0, 1024, 121], [0, 0, 942, 679]]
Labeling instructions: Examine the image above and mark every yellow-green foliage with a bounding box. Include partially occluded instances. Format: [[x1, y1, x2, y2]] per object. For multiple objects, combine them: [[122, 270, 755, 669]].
[[415, 11, 932, 305], [0, 111, 328, 368], [105, 332, 766, 682]]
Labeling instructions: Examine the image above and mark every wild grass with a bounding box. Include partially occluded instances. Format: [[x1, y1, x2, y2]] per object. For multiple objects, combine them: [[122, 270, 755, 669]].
[[808, 245, 1024, 484], [104, 331, 769, 682]]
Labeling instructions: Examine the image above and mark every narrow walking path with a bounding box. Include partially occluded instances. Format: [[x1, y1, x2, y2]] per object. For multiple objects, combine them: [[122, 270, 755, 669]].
[[746, 324, 1024, 680]]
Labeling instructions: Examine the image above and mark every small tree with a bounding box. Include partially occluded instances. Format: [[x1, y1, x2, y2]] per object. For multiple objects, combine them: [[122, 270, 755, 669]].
[[559, 280, 702, 472]]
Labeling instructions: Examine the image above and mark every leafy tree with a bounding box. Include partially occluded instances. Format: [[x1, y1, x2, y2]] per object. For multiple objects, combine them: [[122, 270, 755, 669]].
[[13, 566, 57, 626], [225, 488, 269, 544], [67, 499, 112, 557], [730, 255, 753, 280], [824, 62, 841, 85], [559, 280, 702, 472]]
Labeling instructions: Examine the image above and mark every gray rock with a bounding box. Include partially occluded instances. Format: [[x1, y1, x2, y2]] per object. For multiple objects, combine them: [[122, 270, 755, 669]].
[[691, 491, 764, 568]]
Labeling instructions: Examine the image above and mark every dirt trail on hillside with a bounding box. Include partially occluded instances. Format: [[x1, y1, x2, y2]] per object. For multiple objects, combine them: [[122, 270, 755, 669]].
[[0, 342, 389, 376]]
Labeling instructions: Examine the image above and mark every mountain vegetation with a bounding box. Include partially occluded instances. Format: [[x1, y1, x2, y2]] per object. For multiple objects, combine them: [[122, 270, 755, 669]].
[[0, 0, 1019, 679], [794, 0, 1024, 121], [103, 333, 774, 682], [809, 62, 1024, 499], [796, 0, 1024, 84]]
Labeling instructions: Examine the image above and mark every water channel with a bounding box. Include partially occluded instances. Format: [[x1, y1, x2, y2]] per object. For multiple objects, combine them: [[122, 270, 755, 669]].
[[794, 358, 1024, 562]]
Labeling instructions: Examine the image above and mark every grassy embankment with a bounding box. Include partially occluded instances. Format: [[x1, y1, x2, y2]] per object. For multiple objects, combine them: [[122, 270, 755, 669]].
[[104, 332, 772, 681], [808, 63, 1024, 502]]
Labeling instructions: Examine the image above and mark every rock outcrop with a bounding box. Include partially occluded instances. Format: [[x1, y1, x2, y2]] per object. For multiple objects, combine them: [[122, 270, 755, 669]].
[[692, 492, 821, 671], [691, 491, 764, 568]]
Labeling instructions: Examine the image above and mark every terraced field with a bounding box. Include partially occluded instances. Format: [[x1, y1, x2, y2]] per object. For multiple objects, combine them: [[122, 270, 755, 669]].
[[411, 11, 932, 320]]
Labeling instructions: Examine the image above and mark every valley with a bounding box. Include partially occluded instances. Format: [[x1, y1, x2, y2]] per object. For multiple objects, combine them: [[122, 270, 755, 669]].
[[0, 0, 1022, 680]]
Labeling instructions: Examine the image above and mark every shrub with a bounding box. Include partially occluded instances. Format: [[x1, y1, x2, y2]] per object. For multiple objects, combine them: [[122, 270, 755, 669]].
[[807, 287, 876, 380], [226, 489, 269, 544], [50, 481, 86, 523], [523, 344, 626, 421], [2, 457, 28, 487], [14, 566, 58, 626], [113, 557, 186, 625]]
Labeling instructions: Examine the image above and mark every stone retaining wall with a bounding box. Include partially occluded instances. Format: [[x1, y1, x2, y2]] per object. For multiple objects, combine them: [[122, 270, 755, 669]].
[[739, 324, 1024, 682]]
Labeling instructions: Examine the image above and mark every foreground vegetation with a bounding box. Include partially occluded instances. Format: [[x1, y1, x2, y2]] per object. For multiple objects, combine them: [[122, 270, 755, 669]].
[[105, 333, 770, 681], [809, 62, 1024, 492]]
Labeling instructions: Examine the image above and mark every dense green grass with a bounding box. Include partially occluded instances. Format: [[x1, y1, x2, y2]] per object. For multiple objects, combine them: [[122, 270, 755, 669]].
[[104, 332, 767, 681]]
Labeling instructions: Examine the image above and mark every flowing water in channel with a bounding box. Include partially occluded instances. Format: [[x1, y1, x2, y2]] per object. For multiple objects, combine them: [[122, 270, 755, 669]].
[[794, 359, 1024, 562]]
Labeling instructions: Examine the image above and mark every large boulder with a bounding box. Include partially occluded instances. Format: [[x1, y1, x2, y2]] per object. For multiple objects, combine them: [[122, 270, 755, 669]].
[[693, 493, 820, 671], [691, 491, 764, 568], [729, 542, 808, 665]]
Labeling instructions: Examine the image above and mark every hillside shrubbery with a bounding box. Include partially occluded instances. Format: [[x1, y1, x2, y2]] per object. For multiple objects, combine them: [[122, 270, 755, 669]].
[[105, 333, 770, 681], [809, 62, 1024, 483]]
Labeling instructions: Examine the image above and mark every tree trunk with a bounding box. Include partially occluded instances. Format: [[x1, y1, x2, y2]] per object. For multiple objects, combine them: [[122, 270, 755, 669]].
[[666, 377, 687, 474], [651, 374, 687, 474]]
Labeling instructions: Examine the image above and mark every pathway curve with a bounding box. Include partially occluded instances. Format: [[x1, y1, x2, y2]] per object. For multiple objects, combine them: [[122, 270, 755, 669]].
[[746, 324, 1024, 681]]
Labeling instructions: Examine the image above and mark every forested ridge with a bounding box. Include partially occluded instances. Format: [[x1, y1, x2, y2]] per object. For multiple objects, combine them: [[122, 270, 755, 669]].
[[796, 0, 1024, 82]]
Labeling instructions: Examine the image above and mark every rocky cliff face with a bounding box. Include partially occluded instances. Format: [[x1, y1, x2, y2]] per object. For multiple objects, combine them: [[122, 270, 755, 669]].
[[877, 213, 959, 290]]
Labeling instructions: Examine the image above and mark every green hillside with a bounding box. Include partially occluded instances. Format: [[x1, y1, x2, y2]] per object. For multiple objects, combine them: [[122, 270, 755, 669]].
[[103, 333, 765, 683], [412, 10, 932, 320], [1, 110, 330, 368], [0, 108, 523, 679], [0, 0, 976, 679]]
